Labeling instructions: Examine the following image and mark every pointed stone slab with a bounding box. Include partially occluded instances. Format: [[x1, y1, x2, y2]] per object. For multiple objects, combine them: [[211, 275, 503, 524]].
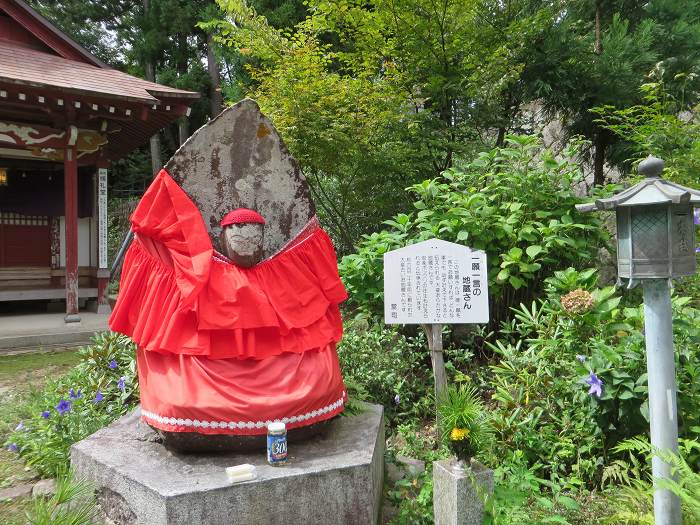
[[165, 99, 315, 257]]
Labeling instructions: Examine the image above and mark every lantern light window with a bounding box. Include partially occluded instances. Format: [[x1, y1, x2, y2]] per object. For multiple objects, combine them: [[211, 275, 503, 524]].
[[576, 156, 700, 282]]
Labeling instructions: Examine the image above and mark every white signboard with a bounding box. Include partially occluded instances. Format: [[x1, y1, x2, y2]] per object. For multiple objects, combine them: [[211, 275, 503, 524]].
[[98, 168, 108, 269], [383, 239, 489, 324]]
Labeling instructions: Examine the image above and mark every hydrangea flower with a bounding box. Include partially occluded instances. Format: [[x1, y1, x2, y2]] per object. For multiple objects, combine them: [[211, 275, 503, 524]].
[[69, 388, 82, 400], [561, 289, 595, 314], [93, 391, 104, 403], [55, 399, 72, 415], [41, 411, 50, 419], [7, 443, 18, 452], [586, 373, 603, 398], [117, 377, 126, 392], [108, 359, 118, 369]]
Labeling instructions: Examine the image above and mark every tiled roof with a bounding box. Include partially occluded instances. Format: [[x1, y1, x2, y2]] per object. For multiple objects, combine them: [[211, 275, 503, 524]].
[[0, 41, 198, 103]]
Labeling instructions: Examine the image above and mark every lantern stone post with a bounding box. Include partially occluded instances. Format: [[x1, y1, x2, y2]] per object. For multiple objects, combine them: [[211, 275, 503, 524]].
[[577, 155, 700, 525]]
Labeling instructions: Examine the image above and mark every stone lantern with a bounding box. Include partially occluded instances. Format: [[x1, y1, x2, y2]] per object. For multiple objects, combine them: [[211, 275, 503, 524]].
[[577, 155, 700, 282], [576, 155, 700, 525]]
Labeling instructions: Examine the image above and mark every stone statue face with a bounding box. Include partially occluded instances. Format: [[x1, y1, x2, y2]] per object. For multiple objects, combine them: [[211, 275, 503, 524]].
[[221, 223, 264, 268]]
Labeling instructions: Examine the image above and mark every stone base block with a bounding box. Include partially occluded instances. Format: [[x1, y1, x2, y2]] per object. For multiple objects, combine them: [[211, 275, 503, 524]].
[[433, 459, 494, 525], [71, 404, 384, 525]]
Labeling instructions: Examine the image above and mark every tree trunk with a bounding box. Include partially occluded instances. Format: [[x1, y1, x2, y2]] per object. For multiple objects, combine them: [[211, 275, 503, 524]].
[[496, 127, 506, 147], [176, 33, 190, 145], [143, 0, 161, 175], [207, 33, 224, 117], [178, 118, 190, 146], [594, 1, 602, 55], [593, 131, 606, 187]]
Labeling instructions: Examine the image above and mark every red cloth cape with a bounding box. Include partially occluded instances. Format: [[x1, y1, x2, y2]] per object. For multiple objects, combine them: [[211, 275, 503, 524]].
[[109, 170, 348, 435]]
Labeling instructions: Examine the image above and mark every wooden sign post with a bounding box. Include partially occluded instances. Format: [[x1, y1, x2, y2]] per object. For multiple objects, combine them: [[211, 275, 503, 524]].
[[383, 239, 489, 423]]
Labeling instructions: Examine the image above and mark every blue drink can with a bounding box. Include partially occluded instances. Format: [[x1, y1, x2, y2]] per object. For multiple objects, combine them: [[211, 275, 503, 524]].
[[267, 422, 287, 465]]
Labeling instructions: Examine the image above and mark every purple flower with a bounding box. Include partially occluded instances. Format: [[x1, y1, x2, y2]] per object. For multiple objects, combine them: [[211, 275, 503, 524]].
[[69, 388, 82, 400], [108, 359, 118, 369], [576, 355, 587, 363], [93, 391, 104, 403], [7, 443, 18, 452], [55, 399, 72, 415], [394, 394, 400, 405], [14, 421, 24, 431], [586, 373, 603, 398], [41, 411, 50, 419]]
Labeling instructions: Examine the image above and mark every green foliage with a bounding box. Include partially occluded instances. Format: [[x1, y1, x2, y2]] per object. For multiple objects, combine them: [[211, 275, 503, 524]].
[[207, 0, 563, 250], [4, 333, 138, 477], [485, 451, 584, 525], [603, 437, 700, 524], [486, 267, 700, 487], [437, 384, 493, 461], [337, 322, 432, 425], [339, 136, 611, 326], [386, 467, 434, 525], [26, 470, 97, 525], [592, 73, 700, 188]]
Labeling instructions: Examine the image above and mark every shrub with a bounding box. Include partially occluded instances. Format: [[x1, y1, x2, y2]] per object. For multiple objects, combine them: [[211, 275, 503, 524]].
[[337, 322, 432, 425], [485, 267, 700, 487], [339, 135, 611, 328], [4, 332, 137, 477]]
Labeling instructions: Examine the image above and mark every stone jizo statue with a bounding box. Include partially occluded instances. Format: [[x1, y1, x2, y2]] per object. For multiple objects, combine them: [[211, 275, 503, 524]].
[[109, 100, 348, 452]]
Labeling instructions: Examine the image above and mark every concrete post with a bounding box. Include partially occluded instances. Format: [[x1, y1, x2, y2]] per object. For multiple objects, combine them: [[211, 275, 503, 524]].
[[642, 278, 681, 525]]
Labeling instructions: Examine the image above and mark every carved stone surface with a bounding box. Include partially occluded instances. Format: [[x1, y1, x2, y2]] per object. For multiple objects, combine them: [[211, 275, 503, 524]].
[[165, 99, 315, 257], [71, 405, 385, 525], [433, 459, 494, 525]]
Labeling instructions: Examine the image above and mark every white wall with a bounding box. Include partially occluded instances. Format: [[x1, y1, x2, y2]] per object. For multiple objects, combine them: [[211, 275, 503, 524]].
[[59, 216, 94, 267]]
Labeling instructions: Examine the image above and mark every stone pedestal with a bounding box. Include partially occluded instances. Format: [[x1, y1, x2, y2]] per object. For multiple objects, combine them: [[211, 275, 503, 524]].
[[71, 404, 384, 525], [433, 459, 494, 525]]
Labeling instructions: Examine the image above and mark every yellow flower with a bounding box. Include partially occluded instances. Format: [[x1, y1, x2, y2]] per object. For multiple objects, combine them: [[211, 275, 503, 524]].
[[450, 427, 470, 441]]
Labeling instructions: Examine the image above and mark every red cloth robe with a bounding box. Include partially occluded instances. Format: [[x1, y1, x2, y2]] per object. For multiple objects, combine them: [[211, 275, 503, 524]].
[[109, 170, 347, 435]]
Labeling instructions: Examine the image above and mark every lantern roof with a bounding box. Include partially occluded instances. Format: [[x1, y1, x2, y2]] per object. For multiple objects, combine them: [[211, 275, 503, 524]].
[[576, 156, 700, 213]]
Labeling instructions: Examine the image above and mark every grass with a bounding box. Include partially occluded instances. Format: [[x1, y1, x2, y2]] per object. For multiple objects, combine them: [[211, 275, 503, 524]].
[[0, 348, 81, 525], [0, 349, 81, 386]]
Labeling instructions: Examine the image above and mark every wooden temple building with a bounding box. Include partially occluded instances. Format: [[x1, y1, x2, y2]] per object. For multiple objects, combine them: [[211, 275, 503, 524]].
[[0, 0, 198, 321]]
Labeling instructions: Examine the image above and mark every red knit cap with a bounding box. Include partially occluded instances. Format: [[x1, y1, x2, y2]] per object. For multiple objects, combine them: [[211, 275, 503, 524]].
[[220, 208, 266, 227]]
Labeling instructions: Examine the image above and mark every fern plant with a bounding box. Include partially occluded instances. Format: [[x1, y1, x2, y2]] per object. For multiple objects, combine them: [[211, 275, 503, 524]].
[[603, 437, 700, 524]]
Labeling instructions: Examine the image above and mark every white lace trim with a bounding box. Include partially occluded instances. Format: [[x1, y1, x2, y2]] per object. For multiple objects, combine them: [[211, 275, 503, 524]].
[[141, 393, 345, 430]]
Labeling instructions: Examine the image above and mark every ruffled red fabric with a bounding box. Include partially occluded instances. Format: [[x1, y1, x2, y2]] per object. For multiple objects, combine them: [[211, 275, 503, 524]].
[[109, 170, 348, 361]]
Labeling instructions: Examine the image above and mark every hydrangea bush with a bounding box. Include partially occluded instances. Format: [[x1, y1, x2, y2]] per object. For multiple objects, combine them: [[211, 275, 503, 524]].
[[4, 332, 138, 477]]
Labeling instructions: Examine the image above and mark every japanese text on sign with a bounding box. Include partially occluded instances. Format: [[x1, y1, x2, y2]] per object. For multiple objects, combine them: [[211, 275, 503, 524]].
[[98, 168, 108, 269], [384, 239, 489, 324]]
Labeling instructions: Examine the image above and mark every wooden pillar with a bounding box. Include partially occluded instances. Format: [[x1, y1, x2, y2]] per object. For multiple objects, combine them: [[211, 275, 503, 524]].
[[96, 162, 110, 314], [64, 144, 80, 322]]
